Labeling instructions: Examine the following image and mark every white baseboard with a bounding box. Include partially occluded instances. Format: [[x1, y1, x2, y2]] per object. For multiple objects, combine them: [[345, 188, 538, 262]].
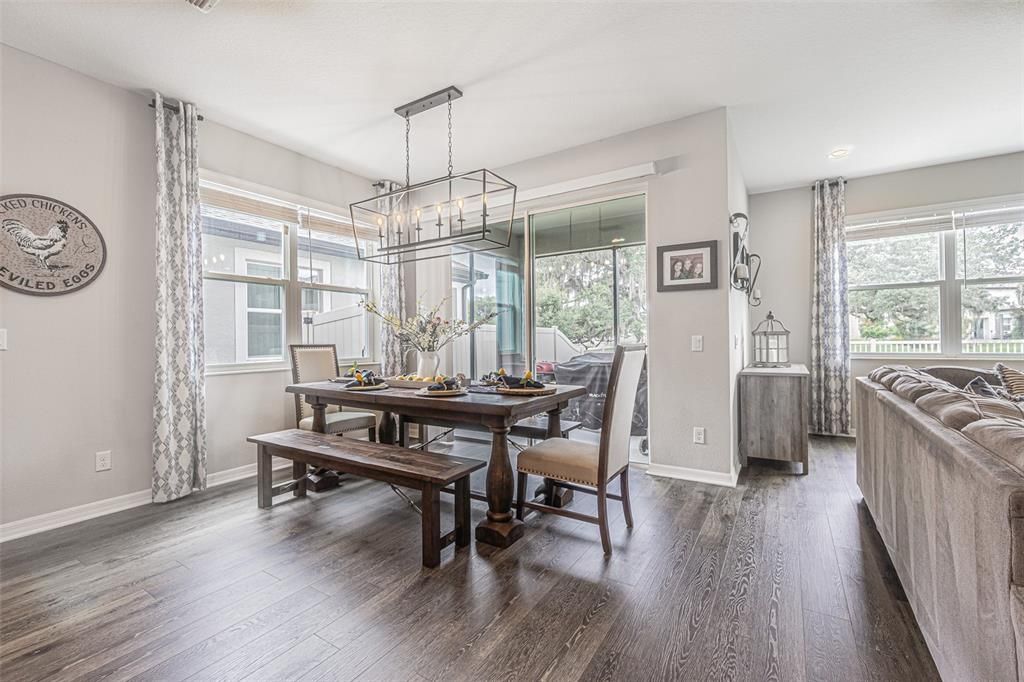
[[646, 463, 739, 488], [0, 460, 287, 544]]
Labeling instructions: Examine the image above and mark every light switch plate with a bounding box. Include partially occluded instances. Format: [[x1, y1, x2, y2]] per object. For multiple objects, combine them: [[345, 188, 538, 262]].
[[690, 335, 703, 352]]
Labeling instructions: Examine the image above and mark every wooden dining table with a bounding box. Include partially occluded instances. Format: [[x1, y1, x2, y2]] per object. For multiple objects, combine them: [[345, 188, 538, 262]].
[[284, 381, 587, 547]]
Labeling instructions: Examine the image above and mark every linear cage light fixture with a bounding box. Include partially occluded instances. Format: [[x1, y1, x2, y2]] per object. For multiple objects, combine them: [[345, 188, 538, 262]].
[[349, 86, 518, 264]]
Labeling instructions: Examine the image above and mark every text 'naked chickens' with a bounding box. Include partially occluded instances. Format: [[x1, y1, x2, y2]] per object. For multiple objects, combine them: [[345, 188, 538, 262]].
[[0, 193, 106, 296]]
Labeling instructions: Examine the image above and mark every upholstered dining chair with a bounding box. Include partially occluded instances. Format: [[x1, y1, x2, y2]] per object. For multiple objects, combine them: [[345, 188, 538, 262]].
[[289, 344, 377, 440], [515, 343, 646, 555]]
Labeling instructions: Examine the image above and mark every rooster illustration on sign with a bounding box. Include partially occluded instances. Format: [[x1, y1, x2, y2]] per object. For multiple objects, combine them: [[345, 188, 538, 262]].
[[2, 218, 75, 271]]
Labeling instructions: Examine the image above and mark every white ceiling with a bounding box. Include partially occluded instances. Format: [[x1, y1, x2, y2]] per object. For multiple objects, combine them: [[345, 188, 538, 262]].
[[1, 1, 1021, 193]]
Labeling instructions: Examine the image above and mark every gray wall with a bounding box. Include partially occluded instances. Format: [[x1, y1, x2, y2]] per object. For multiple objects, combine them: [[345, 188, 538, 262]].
[[496, 108, 745, 479], [0, 45, 373, 524]]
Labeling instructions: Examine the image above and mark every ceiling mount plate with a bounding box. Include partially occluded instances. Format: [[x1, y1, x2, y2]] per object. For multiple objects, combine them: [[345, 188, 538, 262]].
[[394, 86, 463, 119]]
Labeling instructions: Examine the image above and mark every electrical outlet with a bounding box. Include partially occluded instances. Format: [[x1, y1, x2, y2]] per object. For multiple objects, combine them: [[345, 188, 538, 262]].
[[95, 450, 111, 472], [693, 427, 706, 445], [0, 328, 7, 350], [690, 335, 703, 352]]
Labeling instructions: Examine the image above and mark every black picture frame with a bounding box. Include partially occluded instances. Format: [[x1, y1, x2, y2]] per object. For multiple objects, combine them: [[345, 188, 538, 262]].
[[656, 240, 718, 292]]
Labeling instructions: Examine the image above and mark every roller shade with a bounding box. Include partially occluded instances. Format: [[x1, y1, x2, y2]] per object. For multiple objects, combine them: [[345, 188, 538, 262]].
[[846, 210, 953, 241], [301, 210, 380, 244], [199, 185, 299, 224], [847, 195, 1024, 241], [960, 202, 1024, 229]]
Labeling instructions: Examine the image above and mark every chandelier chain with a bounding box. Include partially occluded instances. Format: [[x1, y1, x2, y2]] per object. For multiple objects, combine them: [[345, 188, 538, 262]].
[[447, 97, 454, 177], [404, 115, 411, 188]]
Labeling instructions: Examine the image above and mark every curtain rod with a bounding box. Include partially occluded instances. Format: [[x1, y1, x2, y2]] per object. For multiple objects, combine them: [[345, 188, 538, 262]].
[[810, 179, 847, 190], [148, 99, 204, 121]]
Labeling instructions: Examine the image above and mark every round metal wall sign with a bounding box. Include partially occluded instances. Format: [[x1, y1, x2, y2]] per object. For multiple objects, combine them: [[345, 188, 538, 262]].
[[0, 194, 107, 296]]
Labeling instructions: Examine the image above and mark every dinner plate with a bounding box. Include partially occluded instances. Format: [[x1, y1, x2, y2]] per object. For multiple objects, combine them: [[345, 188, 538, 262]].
[[384, 377, 436, 389], [495, 385, 557, 396], [416, 387, 468, 397], [338, 382, 389, 391]]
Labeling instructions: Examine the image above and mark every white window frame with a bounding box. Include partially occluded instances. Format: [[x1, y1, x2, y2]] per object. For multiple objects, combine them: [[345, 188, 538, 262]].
[[200, 182, 376, 374], [847, 194, 1024, 359], [240, 258, 286, 362]]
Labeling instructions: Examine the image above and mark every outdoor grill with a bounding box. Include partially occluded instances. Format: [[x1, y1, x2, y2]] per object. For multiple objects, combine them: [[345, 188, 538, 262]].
[[553, 352, 649, 439]]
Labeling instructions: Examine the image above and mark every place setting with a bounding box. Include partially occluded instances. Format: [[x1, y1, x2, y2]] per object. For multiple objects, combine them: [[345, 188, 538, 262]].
[[329, 367, 389, 391], [478, 368, 557, 396]]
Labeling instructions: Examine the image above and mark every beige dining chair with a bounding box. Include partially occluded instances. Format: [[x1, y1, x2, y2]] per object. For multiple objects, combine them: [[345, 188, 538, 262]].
[[515, 344, 646, 555], [289, 344, 377, 439]]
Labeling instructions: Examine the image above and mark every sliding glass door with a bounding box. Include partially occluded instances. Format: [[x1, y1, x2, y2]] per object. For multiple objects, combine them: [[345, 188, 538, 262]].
[[530, 195, 649, 460], [451, 219, 527, 380], [443, 195, 648, 460]]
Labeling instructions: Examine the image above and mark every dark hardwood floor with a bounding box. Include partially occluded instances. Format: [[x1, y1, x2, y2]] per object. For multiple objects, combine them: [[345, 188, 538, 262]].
[[0, 437, 938, 681]]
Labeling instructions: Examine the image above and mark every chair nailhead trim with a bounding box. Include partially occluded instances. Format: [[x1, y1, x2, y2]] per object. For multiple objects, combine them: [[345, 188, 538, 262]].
[[516, 467, 598, 486]]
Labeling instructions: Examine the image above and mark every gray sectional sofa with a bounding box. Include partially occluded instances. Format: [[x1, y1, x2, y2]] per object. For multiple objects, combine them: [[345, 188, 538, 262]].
[[856, 365, 1024, 681]]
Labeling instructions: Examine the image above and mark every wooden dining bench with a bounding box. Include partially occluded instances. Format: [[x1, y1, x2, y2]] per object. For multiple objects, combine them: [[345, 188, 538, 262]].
[[246, 429, 485, 568]]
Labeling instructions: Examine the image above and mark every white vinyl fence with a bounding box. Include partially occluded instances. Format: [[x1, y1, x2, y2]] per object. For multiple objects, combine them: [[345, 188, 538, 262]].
[[450, 325, 583, 375], [308, 304, 366, 359], [850, 339, 1024, 355]]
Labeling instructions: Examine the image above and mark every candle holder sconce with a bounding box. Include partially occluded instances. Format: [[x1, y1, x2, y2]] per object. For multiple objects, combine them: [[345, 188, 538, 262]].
[[730, 212, 762, 306]]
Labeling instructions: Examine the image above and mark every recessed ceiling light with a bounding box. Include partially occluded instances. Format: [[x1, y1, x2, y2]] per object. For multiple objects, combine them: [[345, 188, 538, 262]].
[[828, 147, 851, 159]]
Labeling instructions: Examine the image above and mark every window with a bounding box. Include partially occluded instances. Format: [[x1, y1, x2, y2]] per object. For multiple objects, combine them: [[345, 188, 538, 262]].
[[200, 183, 375, 369], [847, 196, 1024, 356], [244, 262, 284, 359]]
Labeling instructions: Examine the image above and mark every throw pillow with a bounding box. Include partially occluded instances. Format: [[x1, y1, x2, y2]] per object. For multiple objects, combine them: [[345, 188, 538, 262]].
[[995, 363, 1024, 397], [966, 376, 1000, 399], [997, 388, 1024, 403]]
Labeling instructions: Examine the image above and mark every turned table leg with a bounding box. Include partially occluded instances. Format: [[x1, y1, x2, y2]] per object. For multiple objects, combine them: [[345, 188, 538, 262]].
[[311, 399, 327, 433], [305, 398, 339, 491], [475, 424, 524, 548], [534, 406, 574, 508]]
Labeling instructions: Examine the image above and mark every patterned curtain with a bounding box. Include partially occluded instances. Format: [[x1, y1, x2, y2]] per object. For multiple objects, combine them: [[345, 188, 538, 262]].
[[810, 177, 851, 435], [152, 92, 208, 502], [375, 180, 405, 376]]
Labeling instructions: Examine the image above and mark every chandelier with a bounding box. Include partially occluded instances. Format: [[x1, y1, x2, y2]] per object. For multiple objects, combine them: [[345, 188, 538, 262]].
[[349, 86, 518, 265]]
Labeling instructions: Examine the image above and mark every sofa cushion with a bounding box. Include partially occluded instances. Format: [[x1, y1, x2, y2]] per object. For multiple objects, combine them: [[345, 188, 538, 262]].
[[868, 366, 902, 384], [922, 365, 1002, 389], [973, 396, 1024, 422], [877, 367, 910, 389], [891, 375, 942, 402], [916, 390, 989, 430], [915, 390, 1024, 431], [962, 418, 1024, 472]]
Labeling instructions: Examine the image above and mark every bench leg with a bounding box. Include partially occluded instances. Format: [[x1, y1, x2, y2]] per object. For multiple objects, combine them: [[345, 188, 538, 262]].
[[421, 484, 441, 568], [455, 477, 470, 548], [292, 460, 307, 498], [257, 445, 273, 509]]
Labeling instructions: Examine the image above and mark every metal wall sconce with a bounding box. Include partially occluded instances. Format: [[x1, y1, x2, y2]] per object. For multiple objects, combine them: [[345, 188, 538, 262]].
[[729, 212, 762, 306]]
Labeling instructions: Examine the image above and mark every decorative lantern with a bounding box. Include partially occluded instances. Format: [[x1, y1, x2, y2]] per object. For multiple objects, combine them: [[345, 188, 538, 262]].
[[752, 311, 790, 367]]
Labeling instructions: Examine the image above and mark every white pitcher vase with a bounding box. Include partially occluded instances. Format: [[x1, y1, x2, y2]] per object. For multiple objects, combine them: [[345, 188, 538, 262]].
[[416, 350, 441, 379]]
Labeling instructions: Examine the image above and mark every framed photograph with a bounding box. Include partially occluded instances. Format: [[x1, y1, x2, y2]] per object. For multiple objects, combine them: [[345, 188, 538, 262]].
[[656, 240, 718, 292]]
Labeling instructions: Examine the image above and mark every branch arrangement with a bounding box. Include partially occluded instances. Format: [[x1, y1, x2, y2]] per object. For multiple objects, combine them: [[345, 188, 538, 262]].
[[362, 298, 498, 352]]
